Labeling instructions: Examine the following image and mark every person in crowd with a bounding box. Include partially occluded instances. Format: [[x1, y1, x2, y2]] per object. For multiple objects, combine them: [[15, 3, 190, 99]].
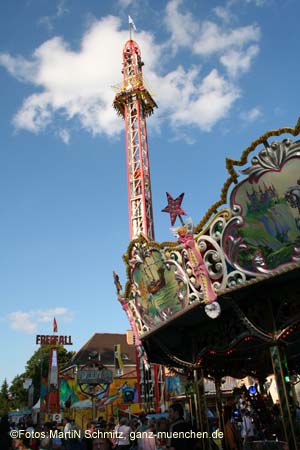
[[82, 421, 97, 450], [39, 422, 52, 450], [156, 417, 169, 450], [223, 406, 241, 450], [24, 421, 39, 450], [12, 435, 32, 450], [241, 410, 255, 448], [0, 414, 12, 450], [107, 417, 115, 430], [137, 414, 149, 433], [97, 417, 107, 430], [129, 418, 139, 449], [92, 425, 111, 450], [25, 419, 34, 434], [106, 418, 116, 449], [239, 393, 247, 409], [137, 419, 157, 450], [167, 403, 192, 450], [63, 417, 73, 433], [52, 421, 63, 450], [69, 420, 82, 450], [114, 417, 131, 449], [62, 418, 82, 450], [239, 402, 247, 415]]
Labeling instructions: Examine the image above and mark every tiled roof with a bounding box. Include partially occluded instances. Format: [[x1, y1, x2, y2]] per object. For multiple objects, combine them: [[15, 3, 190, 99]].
[[65, 333, 136, 368]]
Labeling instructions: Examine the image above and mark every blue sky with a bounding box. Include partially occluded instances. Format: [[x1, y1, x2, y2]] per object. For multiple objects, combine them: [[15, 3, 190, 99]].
[[0, 0, 299, 385]]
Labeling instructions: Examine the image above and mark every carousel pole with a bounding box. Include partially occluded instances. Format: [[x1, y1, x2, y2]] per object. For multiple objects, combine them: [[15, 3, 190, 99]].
[[270, 344, 297, 450], [267, 296, 297, 449], [91, 394, 96, 421], [193, 369, 201, 434], [195, 369, 211, 450], [214, 376, 224, 436], [193, 369, 208, 450]]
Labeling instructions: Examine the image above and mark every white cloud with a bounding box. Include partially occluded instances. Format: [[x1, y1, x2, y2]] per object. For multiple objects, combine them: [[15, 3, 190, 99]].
[[0, 53, 37, 82], [245, 0, 266, 6], [117, 0, 136, 7], [8, 312, 37, 334], [57, 0, 69, 17], [159, 69, 239, 131], [240, 106, 263, 122], [38, 16, 54, 33], [35, 307, 71, 323], [164, 0, 198, 52], [0, 4, 261, 141], [58, 128, 70, 144], [213, 6, 234, 24], [193, 22, 260, 56], [7, 307, 73, 334], [228, 0, 267, 6], [220, 44, 259, 78], [1, 16, 127, 138], [164, 0, 260, 57], [13, 93, 53, 133], [38, 0, 69, 32], [150, 67, 239, 131]]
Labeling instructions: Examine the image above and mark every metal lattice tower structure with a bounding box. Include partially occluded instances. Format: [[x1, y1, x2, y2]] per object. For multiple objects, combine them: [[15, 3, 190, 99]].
[[114, 37, 165, 412], [113, 39, 157, 240]]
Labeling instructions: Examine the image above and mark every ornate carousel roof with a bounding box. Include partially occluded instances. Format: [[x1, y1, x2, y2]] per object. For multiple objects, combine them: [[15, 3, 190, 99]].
[[116, 119, 300, 379]]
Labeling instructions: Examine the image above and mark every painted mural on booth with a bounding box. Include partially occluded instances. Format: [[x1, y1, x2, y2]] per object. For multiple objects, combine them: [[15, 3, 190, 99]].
[[130, 247, 188, 330], [59, 376, 138, 409], [222, 140, 300, 274]]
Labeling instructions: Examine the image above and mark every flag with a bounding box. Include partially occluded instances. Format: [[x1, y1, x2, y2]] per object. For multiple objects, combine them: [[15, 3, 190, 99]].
[[114, 344, 123, 370], [53, 317, 58, 333], [128, 15, 136, 31]]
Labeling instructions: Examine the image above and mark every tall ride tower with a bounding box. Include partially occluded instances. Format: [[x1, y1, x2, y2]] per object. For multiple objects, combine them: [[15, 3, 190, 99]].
[[113, 39, 157, 241], [114, 35, 165, 412]]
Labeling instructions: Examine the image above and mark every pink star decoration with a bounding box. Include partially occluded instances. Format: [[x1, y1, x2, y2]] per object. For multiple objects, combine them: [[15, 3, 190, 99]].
[[162, 192, 187, 225]]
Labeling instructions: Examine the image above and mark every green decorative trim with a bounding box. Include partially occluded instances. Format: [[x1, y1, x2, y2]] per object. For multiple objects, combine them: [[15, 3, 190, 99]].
[[194, 118, 300, 234]]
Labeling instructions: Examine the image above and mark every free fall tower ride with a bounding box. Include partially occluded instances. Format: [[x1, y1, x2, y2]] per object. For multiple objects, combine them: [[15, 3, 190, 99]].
[[113, 36, 165, 411]]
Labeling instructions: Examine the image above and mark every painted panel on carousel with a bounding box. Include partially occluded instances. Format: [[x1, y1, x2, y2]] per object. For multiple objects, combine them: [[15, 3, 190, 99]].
[[60, 376, 138, 409], [165, 376, 185, 398], [131, 246, 189, 329], [222, 139, 300, 275]]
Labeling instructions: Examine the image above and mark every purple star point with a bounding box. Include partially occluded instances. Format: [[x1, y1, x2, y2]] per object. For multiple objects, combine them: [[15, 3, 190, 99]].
[[162, 192, 187, 226]]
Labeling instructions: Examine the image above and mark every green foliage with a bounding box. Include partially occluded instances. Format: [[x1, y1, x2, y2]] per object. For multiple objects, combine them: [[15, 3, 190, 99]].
[[1, 347, 75, 410], [0, 379, 10, 415], [24, 346, 74, 404], [9, 374, 28, 410]]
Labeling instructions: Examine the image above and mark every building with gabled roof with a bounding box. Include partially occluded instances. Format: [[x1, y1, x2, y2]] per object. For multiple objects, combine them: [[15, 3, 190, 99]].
[[59, 332, 140, 424], [61, 331, 137, 377]]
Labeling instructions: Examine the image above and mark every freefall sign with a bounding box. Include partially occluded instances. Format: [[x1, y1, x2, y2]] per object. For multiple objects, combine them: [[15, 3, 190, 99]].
[[36, 335, 73, 345]]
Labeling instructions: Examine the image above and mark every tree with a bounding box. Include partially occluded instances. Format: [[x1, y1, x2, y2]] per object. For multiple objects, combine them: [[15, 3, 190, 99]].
[[24, 346, 74, 404], [9, 374, 27, 411], [0, 379, 10, 415], [7, 346, 75, 409]]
